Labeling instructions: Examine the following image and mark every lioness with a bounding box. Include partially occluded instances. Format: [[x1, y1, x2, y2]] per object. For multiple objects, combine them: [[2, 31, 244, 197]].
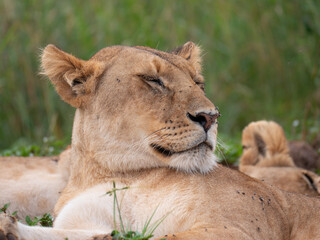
[[240, 120, 320, 196], [1, 42, 320, 240]]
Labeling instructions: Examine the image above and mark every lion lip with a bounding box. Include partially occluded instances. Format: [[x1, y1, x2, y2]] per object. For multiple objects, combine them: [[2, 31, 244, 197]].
[[204, 141, 213, 150], [150, 141, 213, 157], [150, 143, 174, 157]]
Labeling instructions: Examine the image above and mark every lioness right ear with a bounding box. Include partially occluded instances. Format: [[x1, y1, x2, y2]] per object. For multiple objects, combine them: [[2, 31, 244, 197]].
[[172, 42, 202, 72], [41, 44, 104, 108]]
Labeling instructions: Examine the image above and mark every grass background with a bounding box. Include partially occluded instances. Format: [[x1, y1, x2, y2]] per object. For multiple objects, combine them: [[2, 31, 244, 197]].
[[0, 0, 319, 159]]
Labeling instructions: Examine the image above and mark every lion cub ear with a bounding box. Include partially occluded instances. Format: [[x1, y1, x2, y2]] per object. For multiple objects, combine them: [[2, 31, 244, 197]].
[[172, 41, 202, 72], [41, 44, 104, 108]]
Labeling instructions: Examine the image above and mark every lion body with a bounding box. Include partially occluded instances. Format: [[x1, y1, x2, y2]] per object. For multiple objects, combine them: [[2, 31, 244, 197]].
[[1, 44, 320, 240], [53, 167, 292, 239], [0, 148, 71, 220]]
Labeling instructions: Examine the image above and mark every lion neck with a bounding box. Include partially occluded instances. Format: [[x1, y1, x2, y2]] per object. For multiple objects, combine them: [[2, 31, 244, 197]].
[[67, 109, 166, 188], [67, 149, 169, 191]]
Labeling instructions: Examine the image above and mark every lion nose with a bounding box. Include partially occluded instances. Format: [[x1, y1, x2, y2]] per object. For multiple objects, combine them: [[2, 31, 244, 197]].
[[187, 111, 221, 132]]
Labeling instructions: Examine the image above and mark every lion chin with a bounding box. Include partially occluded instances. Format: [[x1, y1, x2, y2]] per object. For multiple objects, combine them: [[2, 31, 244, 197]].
[[168, 143, 218, 174]]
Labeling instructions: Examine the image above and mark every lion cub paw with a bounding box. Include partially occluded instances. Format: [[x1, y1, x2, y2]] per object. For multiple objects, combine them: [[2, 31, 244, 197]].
[[0, 213, 19, 240]]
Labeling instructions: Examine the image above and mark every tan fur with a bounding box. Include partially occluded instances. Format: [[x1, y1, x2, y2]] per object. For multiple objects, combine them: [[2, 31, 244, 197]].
[[0, 148, 71, 220], [240, 120, 295, 167], [57, 146, 72, 182], [1, 43, 320, 240], [240, 120, 320, 196], [40, 45, 105, 108]]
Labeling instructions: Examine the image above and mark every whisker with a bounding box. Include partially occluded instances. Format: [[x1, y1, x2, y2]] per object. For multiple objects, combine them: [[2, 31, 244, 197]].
[[146, 127, 167, 138], [215, 139, 229, 167]]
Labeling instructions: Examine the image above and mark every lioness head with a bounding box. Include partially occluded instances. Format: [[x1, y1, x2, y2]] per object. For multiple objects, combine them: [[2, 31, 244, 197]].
[[41, 42, 220, 173]]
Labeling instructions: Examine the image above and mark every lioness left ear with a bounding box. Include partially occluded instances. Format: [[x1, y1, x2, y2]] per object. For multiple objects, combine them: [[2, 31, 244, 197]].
[[172, 41, 202, 72], [41, 44, 105, 108]]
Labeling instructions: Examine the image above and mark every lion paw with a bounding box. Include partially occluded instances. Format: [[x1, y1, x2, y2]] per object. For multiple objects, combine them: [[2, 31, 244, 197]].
[[0, 213, 19, 240], [156, 234, 179, 240], [91, 234, 113, 240]]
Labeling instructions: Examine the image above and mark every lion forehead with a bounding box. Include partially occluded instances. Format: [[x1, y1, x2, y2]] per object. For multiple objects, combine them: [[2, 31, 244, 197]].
[[91, 45, 199, 80]]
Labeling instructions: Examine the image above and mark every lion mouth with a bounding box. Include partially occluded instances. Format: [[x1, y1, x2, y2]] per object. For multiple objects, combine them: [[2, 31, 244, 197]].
[[150, 141, 213, 157], [150, 143, 174, 157]]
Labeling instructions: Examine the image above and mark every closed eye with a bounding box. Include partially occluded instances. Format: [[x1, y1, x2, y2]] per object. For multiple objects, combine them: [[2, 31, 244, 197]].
[[194, 76, 205, 92], [149, 78, 164, 87], [138, 75, 165, 88], [195, 82, 205, 92]]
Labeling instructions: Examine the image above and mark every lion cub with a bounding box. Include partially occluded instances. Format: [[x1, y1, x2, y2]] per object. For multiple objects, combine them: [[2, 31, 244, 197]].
[[240, 120, 320, 196]]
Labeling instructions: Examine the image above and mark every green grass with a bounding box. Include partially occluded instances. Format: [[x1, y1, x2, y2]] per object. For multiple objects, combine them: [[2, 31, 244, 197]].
[[0, 0, 319, 149], [25, 213, 53, 227], [0, 203, 12, 214], [216, 134, 242, 166], [0, 136, 68, 156], [0, 203, 53, 227]]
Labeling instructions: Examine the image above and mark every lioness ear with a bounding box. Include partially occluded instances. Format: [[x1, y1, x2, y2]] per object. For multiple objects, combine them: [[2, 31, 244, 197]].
[[41, 44, 104, 108], [172, 41, 202, 72]]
